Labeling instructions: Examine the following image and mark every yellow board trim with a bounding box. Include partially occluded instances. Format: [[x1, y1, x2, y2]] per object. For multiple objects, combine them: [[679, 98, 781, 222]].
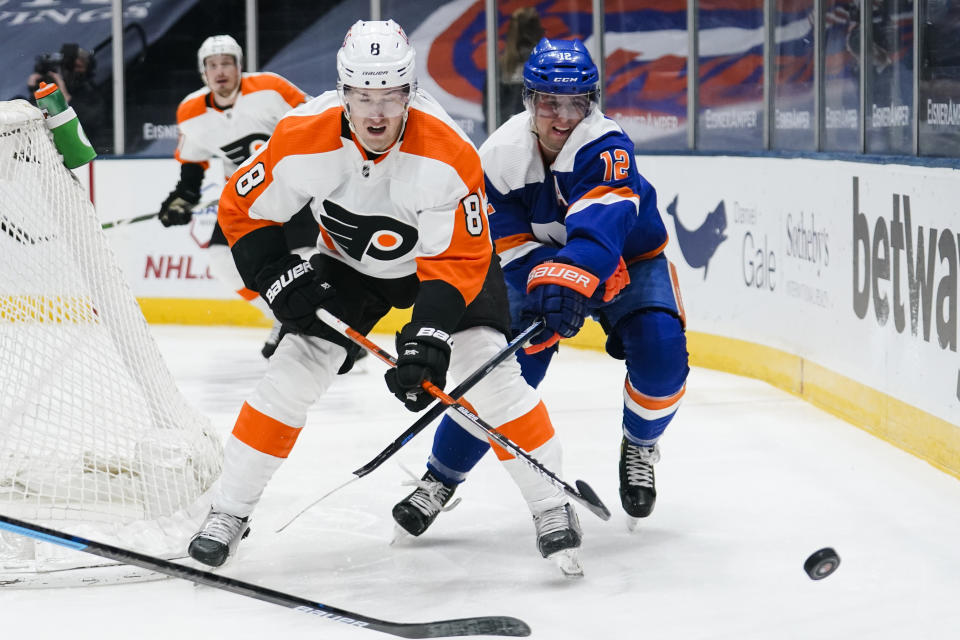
[[138, 298, 273, 327], [138, 299, 960, 479]]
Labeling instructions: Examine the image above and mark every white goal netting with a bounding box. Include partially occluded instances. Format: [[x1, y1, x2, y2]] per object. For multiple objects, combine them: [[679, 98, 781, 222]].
[[0, 100, 222, 586]]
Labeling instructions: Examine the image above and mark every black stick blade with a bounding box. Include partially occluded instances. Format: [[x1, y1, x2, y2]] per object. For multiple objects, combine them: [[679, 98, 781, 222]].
[[575, 480, 611, 520], [397, 616, 531, 638]]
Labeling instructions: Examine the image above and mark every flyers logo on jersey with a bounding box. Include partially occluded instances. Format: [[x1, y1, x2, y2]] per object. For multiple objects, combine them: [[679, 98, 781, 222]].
[[221, 133, 270, 165], [319, 200, 417, 262]]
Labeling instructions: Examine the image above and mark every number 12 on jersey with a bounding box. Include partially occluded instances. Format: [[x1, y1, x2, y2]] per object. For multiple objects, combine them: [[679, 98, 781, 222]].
[[600, 149, 630, 182]]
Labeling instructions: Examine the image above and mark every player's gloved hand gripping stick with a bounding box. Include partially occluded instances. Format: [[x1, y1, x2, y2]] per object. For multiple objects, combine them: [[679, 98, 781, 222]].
[[315, 309, 612, 521], [100, 198, 220, 230], [522, 258, 630, 354]]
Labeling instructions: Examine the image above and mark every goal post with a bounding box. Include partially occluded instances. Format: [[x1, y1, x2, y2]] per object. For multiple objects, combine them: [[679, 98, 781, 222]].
[[0, 100, 222, 586]]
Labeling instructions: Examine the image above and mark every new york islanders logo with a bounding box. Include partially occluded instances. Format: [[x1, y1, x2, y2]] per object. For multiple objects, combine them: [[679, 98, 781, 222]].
[[319, 200, 417, 262], [665, 195, 727, 279]]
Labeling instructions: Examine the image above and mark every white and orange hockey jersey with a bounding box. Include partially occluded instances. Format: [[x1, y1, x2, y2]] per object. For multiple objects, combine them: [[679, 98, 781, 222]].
[[218, 90, 492, 307], [175, 72, 307, 179]]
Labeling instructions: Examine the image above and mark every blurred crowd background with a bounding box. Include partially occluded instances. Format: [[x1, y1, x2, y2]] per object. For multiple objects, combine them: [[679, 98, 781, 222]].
[[4, 0, 959, 159]]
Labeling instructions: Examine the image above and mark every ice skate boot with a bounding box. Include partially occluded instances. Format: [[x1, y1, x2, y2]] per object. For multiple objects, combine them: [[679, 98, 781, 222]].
[[619, 438, 660, 530], [261, 320, 284, 359], [533, 503, 583, 578], [188, 510, 251, 568], [391, 470, 460, 540]]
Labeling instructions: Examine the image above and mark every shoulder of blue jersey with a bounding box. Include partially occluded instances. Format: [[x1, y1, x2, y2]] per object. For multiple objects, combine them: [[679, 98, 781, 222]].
[[553, 111, 630, 173]]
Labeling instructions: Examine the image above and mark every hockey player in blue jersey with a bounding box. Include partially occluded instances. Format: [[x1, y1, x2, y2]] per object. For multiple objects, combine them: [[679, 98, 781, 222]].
[[392, 38, 689, 536]]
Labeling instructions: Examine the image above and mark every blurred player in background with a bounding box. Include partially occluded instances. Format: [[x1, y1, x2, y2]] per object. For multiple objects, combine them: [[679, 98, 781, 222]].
[[158, 34, 318, 358], [187, 20, 584, 575], [394, 38, 689, 531]]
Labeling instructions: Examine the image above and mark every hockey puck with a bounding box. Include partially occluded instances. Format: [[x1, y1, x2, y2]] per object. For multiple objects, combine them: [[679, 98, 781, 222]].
[[804, 547, 840, 580]]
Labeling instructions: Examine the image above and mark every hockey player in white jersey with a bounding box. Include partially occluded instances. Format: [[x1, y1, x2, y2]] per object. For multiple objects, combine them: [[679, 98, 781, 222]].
[[157, 34, 318, 357], [187, 20, 583, 573], [393, 38, 689, 532]]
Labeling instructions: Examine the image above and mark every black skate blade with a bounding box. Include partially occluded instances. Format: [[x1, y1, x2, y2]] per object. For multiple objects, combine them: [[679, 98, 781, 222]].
[[574, 480, 611, 520]]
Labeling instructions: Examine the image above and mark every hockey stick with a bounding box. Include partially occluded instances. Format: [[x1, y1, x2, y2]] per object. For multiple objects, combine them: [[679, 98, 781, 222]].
[[1, 212, 55, 244], [352, 318, 546, 478], [276, 319, 545, 533], [100, 212, 157, 229], [316, 309, 611, 521], [100, 199, 219, 230], [0, 513, 531, 638]]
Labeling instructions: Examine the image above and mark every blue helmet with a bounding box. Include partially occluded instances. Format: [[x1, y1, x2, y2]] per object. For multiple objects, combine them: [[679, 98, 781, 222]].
[[522, 37, 599, 95]]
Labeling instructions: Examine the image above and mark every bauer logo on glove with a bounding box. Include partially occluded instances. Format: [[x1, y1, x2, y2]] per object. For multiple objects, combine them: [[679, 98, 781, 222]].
[[264, 260, 314, 304], [526, 263, 600, 296], [415, 326, 454, 347]]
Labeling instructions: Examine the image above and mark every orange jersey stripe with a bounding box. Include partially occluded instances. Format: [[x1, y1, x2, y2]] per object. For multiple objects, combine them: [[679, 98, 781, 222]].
[[176, 93, 208, 124], [624, 380, 686, 411], [574, 184, 640, 206], [240, 72, 307, 108], [403, 109, 491, 305], [627, 236, 669, 264], [236, 287, 260, 301], [494, 232, 536, 255], [668, 260, 687, 327], [488, 400, 554, 461], [218, 106, 344, 247], [173, 149, 210, 170], [232, 402, 302, 458]]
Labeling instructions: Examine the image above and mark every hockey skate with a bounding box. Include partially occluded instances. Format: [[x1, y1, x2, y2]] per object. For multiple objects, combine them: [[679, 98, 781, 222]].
[[188, 510, 251, 568], [533, 503, 583, 578], [261, 320, 284, 359], [391, 470, 460, 541], [619, 438, 660, 531]]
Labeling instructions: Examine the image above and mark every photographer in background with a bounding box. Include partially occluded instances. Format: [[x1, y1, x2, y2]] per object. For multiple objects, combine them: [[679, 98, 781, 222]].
[[27, 43, 111, 154]]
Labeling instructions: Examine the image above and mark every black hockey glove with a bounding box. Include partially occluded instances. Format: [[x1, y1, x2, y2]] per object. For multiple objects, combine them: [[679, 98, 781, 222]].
[[158, 187, 200, 227], [255, 254, 336, 337], [384, 323, 453, 412]]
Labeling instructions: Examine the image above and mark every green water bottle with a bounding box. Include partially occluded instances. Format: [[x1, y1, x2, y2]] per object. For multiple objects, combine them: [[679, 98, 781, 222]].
[[33, 81, 97, 168]]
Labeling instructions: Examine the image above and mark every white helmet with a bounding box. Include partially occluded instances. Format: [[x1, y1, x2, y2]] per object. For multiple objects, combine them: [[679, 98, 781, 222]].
[[197, 35, 243, 77], [336, 20, 415, 89]]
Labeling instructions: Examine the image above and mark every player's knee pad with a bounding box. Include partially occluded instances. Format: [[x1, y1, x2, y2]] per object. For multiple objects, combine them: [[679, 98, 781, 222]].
[[248, 334, 345, 426], [449, 327, 539, 425], [618, 310, 688, 396]]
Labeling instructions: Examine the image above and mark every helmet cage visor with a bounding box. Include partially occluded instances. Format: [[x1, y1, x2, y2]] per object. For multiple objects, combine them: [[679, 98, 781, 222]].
[[339, 83, 413, 119], [523, 88, 597, 121]]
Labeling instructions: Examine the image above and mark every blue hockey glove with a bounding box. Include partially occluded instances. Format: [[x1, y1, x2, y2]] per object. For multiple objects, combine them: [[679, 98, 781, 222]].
[[521, 260, 601, 353]]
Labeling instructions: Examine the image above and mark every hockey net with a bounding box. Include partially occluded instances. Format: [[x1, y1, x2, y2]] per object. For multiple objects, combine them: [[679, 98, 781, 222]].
[[0, 100, 222, 586]]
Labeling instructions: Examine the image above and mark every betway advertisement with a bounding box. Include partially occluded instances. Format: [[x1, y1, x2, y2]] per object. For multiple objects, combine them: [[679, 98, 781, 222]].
[[640, 155, 959, 427]]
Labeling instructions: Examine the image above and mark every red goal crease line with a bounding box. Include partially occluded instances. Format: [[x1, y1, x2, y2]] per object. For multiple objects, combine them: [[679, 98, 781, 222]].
[[0, 296, 100, 323]]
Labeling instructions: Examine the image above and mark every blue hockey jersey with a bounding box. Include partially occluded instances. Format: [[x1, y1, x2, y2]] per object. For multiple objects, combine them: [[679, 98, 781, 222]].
[[479, 108, 667, 293]]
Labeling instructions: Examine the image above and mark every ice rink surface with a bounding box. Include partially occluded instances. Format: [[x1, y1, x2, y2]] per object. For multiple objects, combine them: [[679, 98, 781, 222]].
[[5, 325, 960, 640]]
